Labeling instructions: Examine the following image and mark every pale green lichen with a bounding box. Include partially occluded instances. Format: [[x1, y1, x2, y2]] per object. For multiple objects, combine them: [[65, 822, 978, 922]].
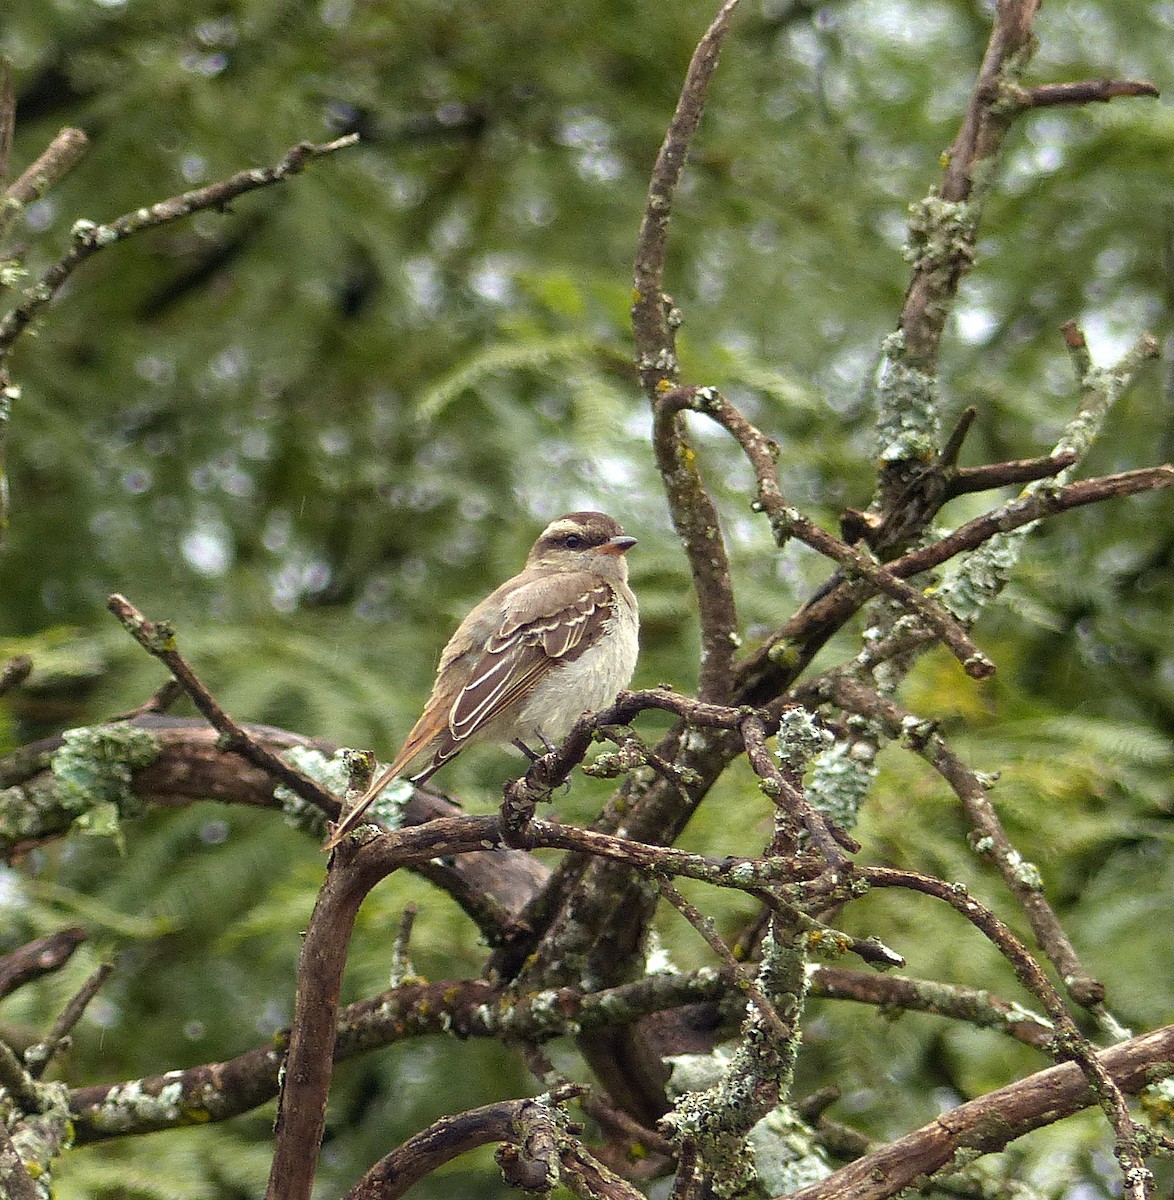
[[805, 737, 878, 830], [774, 709, 833, 773], [902, 193, 977, 275], [747, 1105, 833, 1194], [275, 745, 411, 835], [644, 930, 678, 976], [874, 330, 941, 463], [662, 931, 811, 1198], [1004, 849, 1043, 892], [48, 725, 160, 843], [85, 1074, 187, 1135], [10, 1077, 74, 1191]]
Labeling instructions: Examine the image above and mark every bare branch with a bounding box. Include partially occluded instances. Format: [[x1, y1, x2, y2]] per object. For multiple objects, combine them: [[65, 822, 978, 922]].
[[1023, 78, 1159, 108], [0, 61, 13, 190], [0, 133, 356, 359], [106, 594, 340, 818], [944, 450, 1077, 498], [0, 127, 90, 246], [25, 961, 115, 1079], [781, 1022, 1174, 1200], [894, 466, 1174, 600], [631, 0, 740, 387], [0, 928, 86, 1000], [631, 0, 743, 701]]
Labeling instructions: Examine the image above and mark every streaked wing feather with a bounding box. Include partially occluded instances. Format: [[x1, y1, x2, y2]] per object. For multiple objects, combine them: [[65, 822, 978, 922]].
[[446, 574, 614, 747]]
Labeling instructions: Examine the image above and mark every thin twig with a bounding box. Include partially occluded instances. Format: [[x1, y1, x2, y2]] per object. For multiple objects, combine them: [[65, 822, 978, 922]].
[[108, 677, 185, 722], [25, 961, 115, 1078], [658, 878, 790, 1044], [631, 0, 740, 387], [0, 61, 13, 191], [0, 127, 89, 246], [737, 462, 1173, 702], [106, 593, 340, 818], [945, 450, 1077, 497], [896, 466, 1174, 581], [0, 133, 357, 358], [1023, 79, 1159, 107]]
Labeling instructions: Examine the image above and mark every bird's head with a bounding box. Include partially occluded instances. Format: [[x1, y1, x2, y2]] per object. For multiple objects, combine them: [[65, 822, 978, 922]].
[[527, 511, 636, 578]]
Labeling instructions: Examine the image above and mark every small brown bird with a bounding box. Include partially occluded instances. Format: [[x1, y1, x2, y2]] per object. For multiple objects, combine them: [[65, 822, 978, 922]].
[[324, 511, 639, 849]]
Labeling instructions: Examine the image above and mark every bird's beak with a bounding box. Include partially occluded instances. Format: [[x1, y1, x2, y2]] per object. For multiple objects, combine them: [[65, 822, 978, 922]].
[[600, 535, 637, 555]]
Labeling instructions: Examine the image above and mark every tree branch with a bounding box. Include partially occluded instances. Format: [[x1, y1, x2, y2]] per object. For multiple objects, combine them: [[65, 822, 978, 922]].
[[0, 928, 85, 999], [780, 1022, 1174, 1200], [106, 595, 341, 818], [0, 133, 356, 360], [632, 0, 743, 701], [0, 126, 89, 246]]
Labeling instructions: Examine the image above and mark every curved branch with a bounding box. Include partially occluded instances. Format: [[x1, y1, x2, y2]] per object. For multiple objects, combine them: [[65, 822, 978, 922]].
[[780, 1023, 1174, 1200], [345, 1085, 586, 1200]]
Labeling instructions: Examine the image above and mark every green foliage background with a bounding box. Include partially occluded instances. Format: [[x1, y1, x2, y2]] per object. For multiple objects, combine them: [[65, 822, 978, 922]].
[[1, 1, 1173, 1195]]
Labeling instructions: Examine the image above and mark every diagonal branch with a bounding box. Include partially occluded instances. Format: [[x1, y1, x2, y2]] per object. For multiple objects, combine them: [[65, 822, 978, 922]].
[[860, 867, 1150, 1200], [0, 127, 89, 247], [0, 133, 357, 360], [106, 594, 340, 818], [780, 1022, 1174, 1200], [632, 0, 742, 701]]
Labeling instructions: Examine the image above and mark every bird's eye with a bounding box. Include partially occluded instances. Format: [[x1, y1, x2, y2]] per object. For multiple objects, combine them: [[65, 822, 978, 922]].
[[563, 534, 582, 549]]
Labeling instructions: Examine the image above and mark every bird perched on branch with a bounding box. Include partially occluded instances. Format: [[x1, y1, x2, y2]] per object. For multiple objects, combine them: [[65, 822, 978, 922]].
[[324, 511, 639, 850]]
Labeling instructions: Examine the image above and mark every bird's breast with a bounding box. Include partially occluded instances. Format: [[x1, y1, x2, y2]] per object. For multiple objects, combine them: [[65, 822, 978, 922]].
[[518, 596, 638, 741]]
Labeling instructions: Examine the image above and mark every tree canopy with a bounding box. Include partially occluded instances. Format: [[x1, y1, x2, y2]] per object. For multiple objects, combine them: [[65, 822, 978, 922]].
[[1, 1, 1173, 1197]]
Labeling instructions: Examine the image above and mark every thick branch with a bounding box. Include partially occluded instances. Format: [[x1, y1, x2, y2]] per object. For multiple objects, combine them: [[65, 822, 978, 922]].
[[780, 1023, 1174, 1200]]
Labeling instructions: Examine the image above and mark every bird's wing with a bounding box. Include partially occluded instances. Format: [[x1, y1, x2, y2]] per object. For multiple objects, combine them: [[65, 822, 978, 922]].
[[444, 572, 615, 748]]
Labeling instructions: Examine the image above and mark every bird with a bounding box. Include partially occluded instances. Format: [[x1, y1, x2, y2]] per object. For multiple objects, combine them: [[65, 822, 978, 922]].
[[324, 511, 639, 850]]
